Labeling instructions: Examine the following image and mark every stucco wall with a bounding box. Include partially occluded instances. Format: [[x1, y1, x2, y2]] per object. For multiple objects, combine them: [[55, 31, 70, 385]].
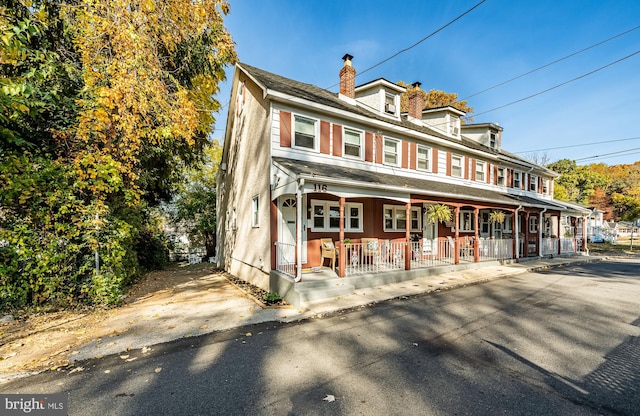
[[217, 71, 273, 291]]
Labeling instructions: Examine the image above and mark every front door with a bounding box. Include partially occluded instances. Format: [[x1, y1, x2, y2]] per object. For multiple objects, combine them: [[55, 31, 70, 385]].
[[279, 196, 307, 263], [423, 211, 439, 255]]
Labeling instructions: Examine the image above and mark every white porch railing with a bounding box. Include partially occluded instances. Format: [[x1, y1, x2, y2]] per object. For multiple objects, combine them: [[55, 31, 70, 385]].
[[541, 238, 559, 256], [411, 238, 454, 269], [274, 241, 295, 277], [479, 238, 514, 261], [560, 238, 576, 253], [345, 241, 406, 276]]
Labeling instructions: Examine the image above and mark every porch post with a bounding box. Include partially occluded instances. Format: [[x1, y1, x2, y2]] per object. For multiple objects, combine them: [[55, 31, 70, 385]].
[[338, 197, 346, 277], [454, 206, 460, 264], [582, 216, 588, 252], [512, 208, 518, 259], [557, 215, 562, 255], [405, 203, 411, 270], [295, 187, 302, 282], [523, 211, 530, 258], [473, 207, 479, 262]]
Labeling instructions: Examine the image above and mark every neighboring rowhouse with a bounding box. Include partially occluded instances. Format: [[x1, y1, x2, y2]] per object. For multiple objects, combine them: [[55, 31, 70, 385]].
[[217, 55, 590, 296]]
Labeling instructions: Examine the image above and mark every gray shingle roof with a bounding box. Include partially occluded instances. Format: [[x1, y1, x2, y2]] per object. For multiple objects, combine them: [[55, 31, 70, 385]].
[[273, 157, 567, 211]]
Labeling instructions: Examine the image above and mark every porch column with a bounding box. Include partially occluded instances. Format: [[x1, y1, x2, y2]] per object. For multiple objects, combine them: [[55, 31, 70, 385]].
[[338, 197, 346, 277], [557, 215, 562, 255], [523, 211, 530, 258], [295, 187, 302, 282], [405, 203, 411, 271], [454, 206, 460, 264], [473, 207, 479, 262], [582, 216, 588, 252], [512, 208, 518, 259]]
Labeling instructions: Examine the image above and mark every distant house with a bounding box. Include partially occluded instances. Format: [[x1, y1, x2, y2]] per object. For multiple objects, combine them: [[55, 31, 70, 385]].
[[216, 55, 591, 296]]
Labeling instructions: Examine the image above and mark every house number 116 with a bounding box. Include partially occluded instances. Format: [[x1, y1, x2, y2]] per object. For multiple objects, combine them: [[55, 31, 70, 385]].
[[313, 184, 328, 192]]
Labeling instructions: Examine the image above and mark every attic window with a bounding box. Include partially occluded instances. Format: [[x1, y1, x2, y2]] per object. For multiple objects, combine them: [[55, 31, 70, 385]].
[[384, 93, 396, 114], [490, 132, 497, 148]]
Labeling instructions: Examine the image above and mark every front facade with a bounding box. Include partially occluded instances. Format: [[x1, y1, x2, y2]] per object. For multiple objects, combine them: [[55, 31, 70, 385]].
[[217, 56, 590, 293]]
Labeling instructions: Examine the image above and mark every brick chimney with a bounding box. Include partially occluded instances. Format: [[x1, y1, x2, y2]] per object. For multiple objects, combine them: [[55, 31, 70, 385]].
[[408, 81, 423, 120], [339, 54, 356, 99]]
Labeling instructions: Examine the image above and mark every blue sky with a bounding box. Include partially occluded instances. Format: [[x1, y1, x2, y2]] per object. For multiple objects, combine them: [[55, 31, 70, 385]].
[[214, 0, 640, 166]]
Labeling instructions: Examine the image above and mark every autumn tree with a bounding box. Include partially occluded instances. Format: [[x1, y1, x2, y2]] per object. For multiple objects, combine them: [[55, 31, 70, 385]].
[[397, 81, 474, 119], [0, 0, 236, 311], [547, 159, 607, 205]]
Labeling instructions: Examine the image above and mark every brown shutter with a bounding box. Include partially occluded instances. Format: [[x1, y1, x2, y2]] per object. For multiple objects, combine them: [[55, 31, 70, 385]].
[[486, 163, 491, 184], [494, 165, 498, 185], [538, 176, 543, 193], [410, 142, 417, 170], [365, 132, 374, 162], [402, 141, 409, 169], [471, 159, 477, 181], [446, 152, 452, 176], [432, 148, 438, 174], [464, 157, 469, 179], [320, 121, 331, 154], [332, 124, 342, 156], [375, 134, 383, 163], [280, 111, 291, 147]]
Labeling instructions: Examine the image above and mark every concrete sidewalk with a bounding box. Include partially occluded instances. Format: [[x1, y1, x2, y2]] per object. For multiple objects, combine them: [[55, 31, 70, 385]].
[[72, 255, 604, 363]]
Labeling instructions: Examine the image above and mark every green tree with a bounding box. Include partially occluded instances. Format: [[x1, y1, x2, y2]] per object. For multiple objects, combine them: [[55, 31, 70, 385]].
[[0, 0, 236, 311], [170, 141, 222, 257], [547, 159, 607, 205]]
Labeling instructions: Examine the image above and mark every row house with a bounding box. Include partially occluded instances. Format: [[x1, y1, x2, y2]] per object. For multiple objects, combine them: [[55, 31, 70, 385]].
[[217, 55, 590, 298]]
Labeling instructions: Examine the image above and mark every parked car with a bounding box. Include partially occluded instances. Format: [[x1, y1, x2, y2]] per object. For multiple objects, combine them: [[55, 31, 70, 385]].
[[589, 235, 604, 243]]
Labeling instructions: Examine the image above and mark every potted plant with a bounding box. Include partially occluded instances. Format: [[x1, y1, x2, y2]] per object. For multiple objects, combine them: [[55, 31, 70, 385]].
[[425, 204, 452, 224], [488, 210, 506, 225]]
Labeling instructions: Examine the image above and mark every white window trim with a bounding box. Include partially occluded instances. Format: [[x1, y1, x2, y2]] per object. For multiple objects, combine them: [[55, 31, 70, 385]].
[[475, 161, 486, 182], [451, 154, 463, 178], [514, 171, 521, 188], [459, 210, 475, 232], [542, 178, 549, 194], [311, 200, 363, 232], [251, 195, 259, 228], [497, 167, 506, 186], [292, 114, 318, 151], [529, 216, 538, 233], [383, 205, 421, 232], [417, 145, 431, 171], [530, 175, 538, 192], [383, 137, 401, 167], [343, 127, 363, 160]]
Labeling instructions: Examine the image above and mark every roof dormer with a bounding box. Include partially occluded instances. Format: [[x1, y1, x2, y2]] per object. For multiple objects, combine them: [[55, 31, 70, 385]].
[[461, 122, 503, 149], [354, 78, 405, 117], [421, 106, 466, 139]]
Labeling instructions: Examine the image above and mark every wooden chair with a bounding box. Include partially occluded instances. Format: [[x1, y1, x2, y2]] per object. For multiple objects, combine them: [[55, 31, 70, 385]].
[[361, 238, 379, 264], [320, 238, 338, 271]]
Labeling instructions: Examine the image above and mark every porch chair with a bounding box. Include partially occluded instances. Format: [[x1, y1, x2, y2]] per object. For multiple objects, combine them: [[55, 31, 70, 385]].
[[361, 238, 379, 264], [320, 238, 338, 271]]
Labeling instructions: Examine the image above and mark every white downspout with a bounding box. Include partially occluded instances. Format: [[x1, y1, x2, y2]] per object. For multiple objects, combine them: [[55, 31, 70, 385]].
[[515, 205, 523, 259], [539, 208, 547, 257], [295, 179, 304, 282]]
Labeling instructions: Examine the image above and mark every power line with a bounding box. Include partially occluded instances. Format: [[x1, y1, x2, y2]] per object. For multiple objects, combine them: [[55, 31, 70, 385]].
[[576, 151, 640, 164], [462, 25, 640, 101], [515, 136, 640, 154], [471, 49, 640, 118], [325, 0, 487, 90], [575, 146, 640, 162]]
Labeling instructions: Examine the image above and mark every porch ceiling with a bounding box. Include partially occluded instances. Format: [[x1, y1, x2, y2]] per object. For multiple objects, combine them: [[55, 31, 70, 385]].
[[273, 157, 575, 212]]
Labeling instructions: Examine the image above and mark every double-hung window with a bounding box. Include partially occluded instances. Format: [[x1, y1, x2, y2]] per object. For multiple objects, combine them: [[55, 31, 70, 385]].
[[513, 171, 521, 188], [417, 145, 430, 171], [344, 128, 362, 159], [460, 210, 474, 232], [530, 175, 538, 192], [497, 167, 505, 186], [311, 200, 363, 232], [529, 216, 538, 233], [451, 154, 463, 177], [542, 178, 549, 194], [294, 115, 316, 149], [475, 161, 486, 182], [384, 137, 400, 166], [384, 205, 421, 232], [251, 196, 259, 227]]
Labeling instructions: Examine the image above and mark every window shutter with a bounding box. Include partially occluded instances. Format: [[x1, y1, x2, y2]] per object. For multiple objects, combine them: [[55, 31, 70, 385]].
[[279, 111, 291, 147], [320, 121, 330, 154], [365, 132, 374, 162], [332, 124, 342, 156]]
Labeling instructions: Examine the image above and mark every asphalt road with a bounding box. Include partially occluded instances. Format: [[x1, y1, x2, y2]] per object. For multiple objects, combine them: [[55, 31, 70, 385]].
[[2, 258, 639, 416]]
